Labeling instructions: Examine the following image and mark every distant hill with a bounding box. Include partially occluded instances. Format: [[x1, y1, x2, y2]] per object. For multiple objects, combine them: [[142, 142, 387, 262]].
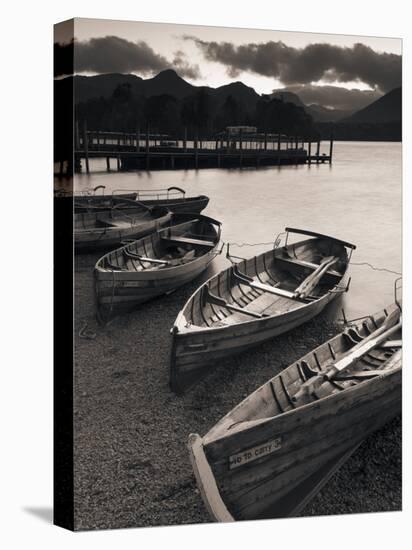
[[270, 90, 351, 122], [307, 104, 351, 122], [342, 87, 401, 124], [315, 87, 402, 142], [270, 90, 306, 107]]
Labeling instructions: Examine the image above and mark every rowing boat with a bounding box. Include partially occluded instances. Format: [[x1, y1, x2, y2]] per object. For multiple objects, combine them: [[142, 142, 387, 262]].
[[188, 301, 402, 521], [75, 203, 171, 252], [170, 228, 356, 393], [94, 214, 223, 321], [74, 186, 209, 214]]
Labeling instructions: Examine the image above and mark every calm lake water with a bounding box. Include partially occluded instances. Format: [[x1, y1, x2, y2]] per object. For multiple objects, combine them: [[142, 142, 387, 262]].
[[73, 141, 402, 320]]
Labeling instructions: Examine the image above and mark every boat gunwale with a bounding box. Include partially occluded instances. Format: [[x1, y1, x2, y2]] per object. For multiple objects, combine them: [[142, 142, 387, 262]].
[[173, 235, 351, 334], [94, 216, 222, 277]]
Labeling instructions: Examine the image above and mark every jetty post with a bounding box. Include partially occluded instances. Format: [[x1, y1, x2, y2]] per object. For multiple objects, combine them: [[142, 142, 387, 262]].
[[195, 133, 199, 169], [308, 140, 312, 164], [75, 121, 80, 151], [329, 133, 334, 163], [316, 140, 321, 163], [239, 128, 243, 167], [82, 121, 89, 174], [183, 127, 187, 152], [146, 125, 150, 170], [136, 127, 140, 152]]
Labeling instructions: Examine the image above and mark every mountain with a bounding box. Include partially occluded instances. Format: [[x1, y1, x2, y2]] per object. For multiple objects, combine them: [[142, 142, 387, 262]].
[[142, 69, 197, 99], [270, 90, 306, 108], [307, 104, 351, 122], [213, 81, 261, 114], [73, 73, 145, 102], [342, 87, 401, 124], [72, 70, 257, 104], [270, 90, 351, 122], [71, 70, 261, 118]]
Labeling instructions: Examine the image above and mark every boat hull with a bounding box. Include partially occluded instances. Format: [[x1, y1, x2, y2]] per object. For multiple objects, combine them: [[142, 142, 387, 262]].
[[139, 195, 209, 214], [170, 229, 355, 393], [94, 214, 222, 320], [188, 303, 402, 521], [170, 284, 337, 393], [203, 370, 401, 520], [75, 211, 172, 252], [95, 251, 218, 320], [75, 195, 209, 214]]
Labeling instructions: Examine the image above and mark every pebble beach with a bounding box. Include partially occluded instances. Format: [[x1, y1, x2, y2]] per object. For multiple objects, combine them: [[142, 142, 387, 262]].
[[73, 251, 401, 531]]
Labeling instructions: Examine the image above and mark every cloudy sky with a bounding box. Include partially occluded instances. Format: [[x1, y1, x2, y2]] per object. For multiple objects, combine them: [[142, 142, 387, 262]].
[[55, 17, 401, 110]]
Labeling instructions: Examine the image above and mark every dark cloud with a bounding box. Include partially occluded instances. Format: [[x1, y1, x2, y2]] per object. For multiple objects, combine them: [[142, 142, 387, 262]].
[[185, 36, 401, 92], [74, 36, 169, 74], [172, 50, 201, 80], [54, 36, 202, 79], [273, 84, 383, 111]]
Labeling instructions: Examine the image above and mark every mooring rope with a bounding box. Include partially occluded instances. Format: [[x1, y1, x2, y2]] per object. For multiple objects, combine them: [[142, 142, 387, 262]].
[[227, 232, 287, 249], [349, 261, 402, 276], [79, 321, 96, 340]]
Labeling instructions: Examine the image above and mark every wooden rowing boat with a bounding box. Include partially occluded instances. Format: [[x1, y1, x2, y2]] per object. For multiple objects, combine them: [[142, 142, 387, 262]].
[[94, 214, 223, 321], [74, 186, 209, 214], [170, 228, 356, 393], [75, 203, 171, 252], [188, 301, 402, 521]]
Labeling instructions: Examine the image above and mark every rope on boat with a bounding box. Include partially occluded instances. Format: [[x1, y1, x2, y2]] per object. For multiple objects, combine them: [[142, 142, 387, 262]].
[[349, 261, 401, 276], [225, 246, 402, 276]]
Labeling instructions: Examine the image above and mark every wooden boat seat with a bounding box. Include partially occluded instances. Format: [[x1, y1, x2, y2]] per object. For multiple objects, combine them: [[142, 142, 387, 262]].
[[232, 265, 311, 303], [163, 235, 215, 248], [124, 249, 169, 265], [97, 219, 133, 229], [110, 220, 136, 229], [278, 255, 342, 278], [334, 367, 399, 380]]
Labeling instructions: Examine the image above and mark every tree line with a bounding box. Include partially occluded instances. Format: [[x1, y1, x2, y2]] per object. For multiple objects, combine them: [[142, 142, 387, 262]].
[[74, 83, 319, 139]]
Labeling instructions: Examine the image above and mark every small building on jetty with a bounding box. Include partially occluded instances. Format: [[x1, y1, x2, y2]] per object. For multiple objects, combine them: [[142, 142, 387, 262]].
[[70, 124, 333, 175]]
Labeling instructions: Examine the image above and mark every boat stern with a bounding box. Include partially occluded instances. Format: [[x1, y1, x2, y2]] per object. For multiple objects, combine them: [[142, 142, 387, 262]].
[[187, 433, 234, 523]]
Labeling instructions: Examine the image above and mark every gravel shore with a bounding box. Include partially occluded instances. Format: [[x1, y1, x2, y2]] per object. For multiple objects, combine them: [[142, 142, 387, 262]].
[[73, 252, 401, 531]]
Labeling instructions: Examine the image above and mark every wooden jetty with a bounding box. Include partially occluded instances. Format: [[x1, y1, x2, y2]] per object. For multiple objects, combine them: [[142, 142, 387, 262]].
[[71, 125, 333, 175]]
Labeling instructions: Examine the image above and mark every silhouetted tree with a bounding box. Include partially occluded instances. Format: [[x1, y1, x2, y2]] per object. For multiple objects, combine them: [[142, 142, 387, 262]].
[[144, 94, 179, 134], [181, 90, 213, 136]]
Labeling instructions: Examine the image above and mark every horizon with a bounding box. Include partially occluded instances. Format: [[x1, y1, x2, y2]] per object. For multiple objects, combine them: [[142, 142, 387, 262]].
[[58, 67, 401, 114]]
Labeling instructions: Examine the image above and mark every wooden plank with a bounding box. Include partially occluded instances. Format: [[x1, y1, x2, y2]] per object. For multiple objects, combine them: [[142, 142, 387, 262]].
[[380, 339, 402, 349], [277, 255, 342, 278], [165, 235, 215, 247], [232, 265, 307, 302], [188, 434, 234, 523], [204, 286, 265, 319], [124, 250, 168, 265]]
